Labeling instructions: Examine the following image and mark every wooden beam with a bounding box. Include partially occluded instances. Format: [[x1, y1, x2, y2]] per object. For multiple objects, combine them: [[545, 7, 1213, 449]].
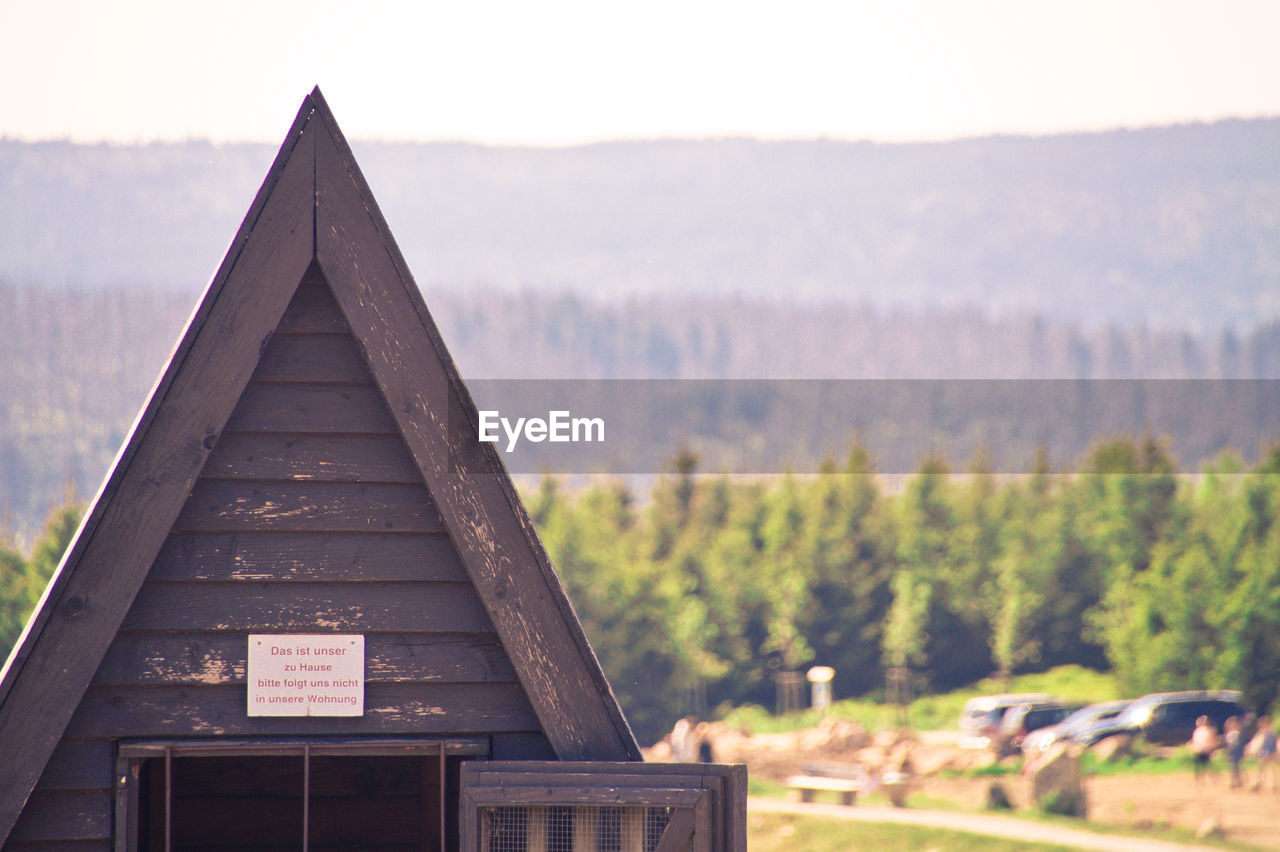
[[172, 480, 444, 534], [148, 532, 468, 583], [224, 384, 400, 433], [653, 807, 696, 852], [94, 633, 517, 686], [118, 581, 493, 633], [66, 683, 540, 739]]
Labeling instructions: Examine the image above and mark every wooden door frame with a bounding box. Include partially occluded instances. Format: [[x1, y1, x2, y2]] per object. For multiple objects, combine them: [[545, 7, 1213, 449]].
[[114, 737, 485, 852]]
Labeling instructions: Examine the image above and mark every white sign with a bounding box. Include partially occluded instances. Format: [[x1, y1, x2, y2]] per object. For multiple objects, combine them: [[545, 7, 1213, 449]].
[[247, 634, 364, 717]]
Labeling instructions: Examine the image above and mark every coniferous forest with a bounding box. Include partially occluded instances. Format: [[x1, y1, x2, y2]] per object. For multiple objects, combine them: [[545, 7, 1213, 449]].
[[6, 437, 1278, 745], [528, 440, 1280, 742]]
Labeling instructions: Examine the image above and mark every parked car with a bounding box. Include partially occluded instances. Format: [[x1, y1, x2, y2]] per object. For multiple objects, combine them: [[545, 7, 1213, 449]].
[[958, 693, 1050, 749], [995, 701, 1083, 756], [1072, 713, 1136, 748], [1074, 690, 1247, 747], [1022, 700, 1132, 756]]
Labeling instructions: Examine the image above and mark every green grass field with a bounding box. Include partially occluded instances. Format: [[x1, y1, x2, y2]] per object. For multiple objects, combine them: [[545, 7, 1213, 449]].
[[720, 665, 1120, 735]]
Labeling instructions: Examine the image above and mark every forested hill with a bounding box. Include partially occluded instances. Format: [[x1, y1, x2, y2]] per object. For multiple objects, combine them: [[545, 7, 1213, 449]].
[[2, 117, 1279, 331], [4, 281, 1280, 545]]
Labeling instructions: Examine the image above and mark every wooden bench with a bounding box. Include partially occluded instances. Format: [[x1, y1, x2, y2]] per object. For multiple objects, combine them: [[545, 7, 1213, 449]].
[[786, 774, 862, 805], [786, 763, 869, 805]]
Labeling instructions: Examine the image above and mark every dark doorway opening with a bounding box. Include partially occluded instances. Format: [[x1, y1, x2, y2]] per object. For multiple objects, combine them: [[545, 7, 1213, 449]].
[[136, 749, 444, 851]]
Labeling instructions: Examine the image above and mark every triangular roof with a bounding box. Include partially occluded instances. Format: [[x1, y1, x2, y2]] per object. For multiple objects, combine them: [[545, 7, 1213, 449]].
[[0, 87, 638, 841]]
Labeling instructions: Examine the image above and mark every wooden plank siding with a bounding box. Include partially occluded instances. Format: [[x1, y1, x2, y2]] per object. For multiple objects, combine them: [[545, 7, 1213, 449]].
[[5, 791, 114, 845], [5, 743, 116, 848], [118, 581, 493, 632], [94, 633, 518, 686], [224, 384, 403, 433], [198, 433, 426, 483], [65, 683, 541, 739], [9, 269, 550, 848], [148, 532, 469, 583]]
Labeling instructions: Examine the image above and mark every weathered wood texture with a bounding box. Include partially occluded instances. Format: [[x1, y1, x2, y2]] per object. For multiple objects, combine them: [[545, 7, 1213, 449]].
[[119, 581, 492, 632], [17, 271, 546, 839], [6, 237, 543, 851], [3, 742, 115, 849], [199, 433, 425, 483], [149, 532, 468, 583], [95, 633, 516, 686], [6, 791, 113, 844], [9, 270, 546, 846], [225, 384, 401, 433], [173, 481, 444, 533]]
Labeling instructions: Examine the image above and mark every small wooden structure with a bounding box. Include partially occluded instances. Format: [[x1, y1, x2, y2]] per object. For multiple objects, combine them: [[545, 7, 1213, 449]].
[[0, 89, 743, 851]]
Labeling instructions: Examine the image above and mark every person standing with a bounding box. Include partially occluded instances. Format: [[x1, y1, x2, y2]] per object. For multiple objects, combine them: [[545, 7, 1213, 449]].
[[670, 716, 695, 762], [1191, 715, 1219, 786], [1224, 716, 1246, 789], [1254, 714, 1277, 792], [696, 721, 714, 763]]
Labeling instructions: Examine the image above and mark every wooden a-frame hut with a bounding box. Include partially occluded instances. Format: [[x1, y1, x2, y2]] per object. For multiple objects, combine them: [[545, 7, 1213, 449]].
[[0, 88, 744, 852]]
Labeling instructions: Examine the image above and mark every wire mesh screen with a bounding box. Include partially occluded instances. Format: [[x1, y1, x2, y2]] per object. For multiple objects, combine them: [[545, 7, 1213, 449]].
[[480, 804, 681, 852]]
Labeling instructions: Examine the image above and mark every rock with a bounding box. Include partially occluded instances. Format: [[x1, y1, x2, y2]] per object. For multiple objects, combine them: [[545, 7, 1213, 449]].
[[645, 740, 674, 761], [985, 781, 1013, 810], [798, 727, 833, 751], [854, 746, 886, 770], [871, 727, 913, 751], [705, 726, 745, 763], [1196, 817, 1225, 839], [887, 742, 915, 773], [1090, 732, 1134, 763], [910, 746, 961, 776], [1030, 742, 1087, 817], [822, 719, 869, 751], [753, 731, 802, 752]]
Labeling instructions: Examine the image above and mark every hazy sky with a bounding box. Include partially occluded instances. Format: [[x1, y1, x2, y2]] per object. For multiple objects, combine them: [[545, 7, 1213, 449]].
[[3, 0, 1279, 145]]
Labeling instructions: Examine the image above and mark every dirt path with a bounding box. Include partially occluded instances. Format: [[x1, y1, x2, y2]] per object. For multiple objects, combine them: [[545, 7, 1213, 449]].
[[749, 798, 1224, 852], [687, 719, 1280, 849], [1084, 771, 1280, 850]]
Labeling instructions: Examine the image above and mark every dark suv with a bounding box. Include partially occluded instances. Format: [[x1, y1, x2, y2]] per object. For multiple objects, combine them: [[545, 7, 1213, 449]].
[[1082, 690, 1247, 747]]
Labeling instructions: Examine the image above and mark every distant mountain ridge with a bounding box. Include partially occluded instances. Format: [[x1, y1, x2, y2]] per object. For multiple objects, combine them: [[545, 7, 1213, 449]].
[[2, 118, 1279, 330], [4, 280, 1280, 545]]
